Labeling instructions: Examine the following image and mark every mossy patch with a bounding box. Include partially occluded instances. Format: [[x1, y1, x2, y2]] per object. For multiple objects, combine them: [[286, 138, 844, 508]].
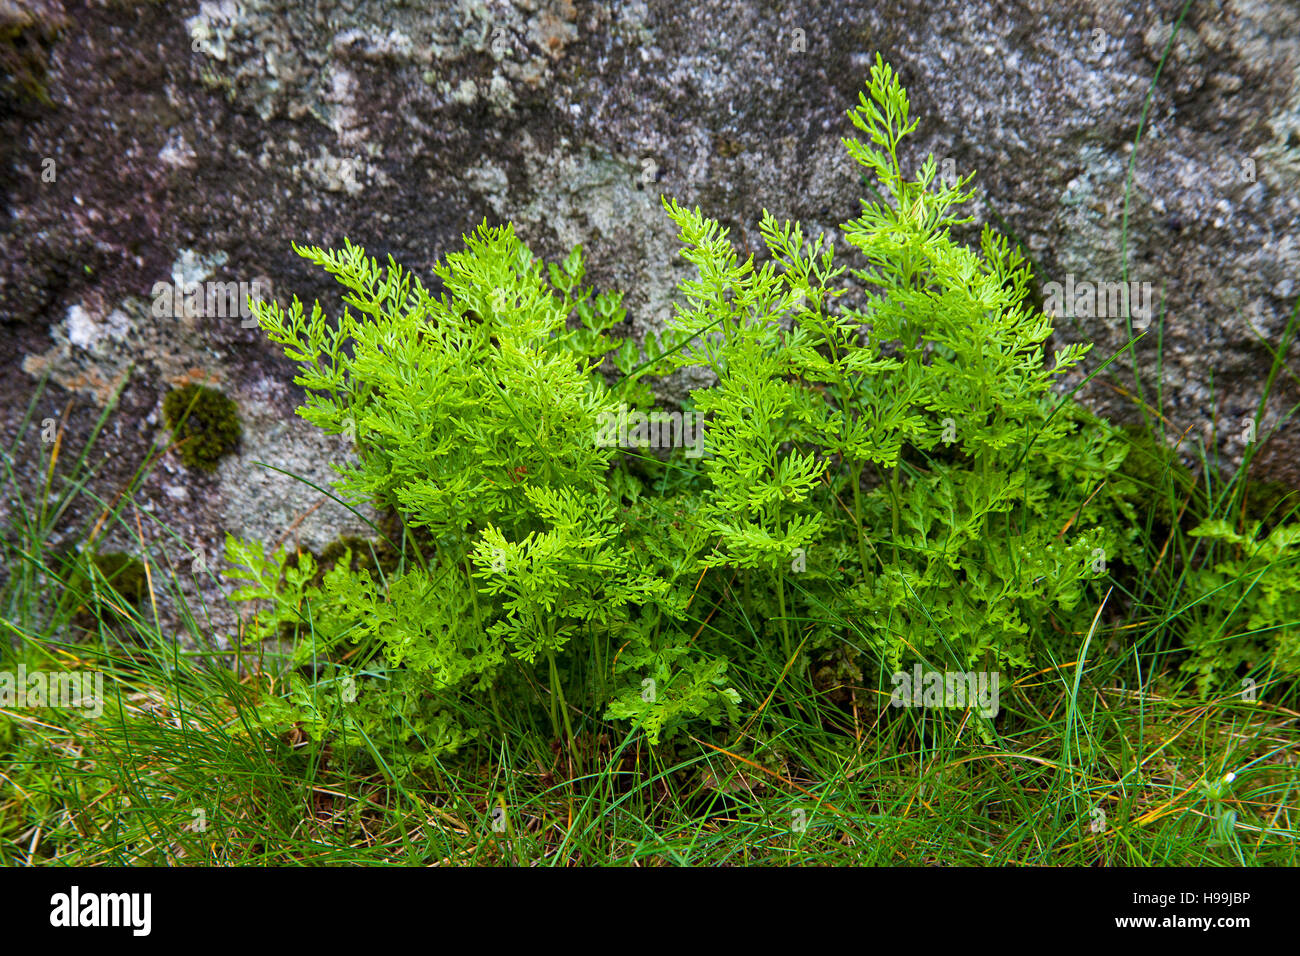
[[279, 534, 403, 598], [1239, 478, 1300, 530], [1117, 423, 1204, 526], [0, 1, 69, 106], [162, 384, 242, 471], [317, 535, 401, 579], [1118, 424, 1300, 532], [86, 551, 149, 602], [63, 550, 149, 633]]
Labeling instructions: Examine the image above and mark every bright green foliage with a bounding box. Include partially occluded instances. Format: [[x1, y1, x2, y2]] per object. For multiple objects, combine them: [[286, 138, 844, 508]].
[[824, 59, 1132, 672], [255, 226, 623, 536], [239, 223, 732, 755], [655, 56, 1136, 675], [230, 54, 1160, 766], [1182, 520, 1300, 692], [225, 537, 486, 774]]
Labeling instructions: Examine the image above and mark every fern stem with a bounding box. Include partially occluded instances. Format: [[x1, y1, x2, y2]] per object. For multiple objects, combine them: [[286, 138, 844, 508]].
[[546, 648, 576, 762], [890, 465, 903, 563], [852, 461, 870, 575], [465, 553, 504, 739], [776, 567, 792, 664]]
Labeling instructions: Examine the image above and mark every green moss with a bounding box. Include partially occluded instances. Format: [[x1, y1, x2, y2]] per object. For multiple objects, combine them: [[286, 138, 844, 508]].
[[163, 384, 242, 471], [281, 534, 402, 592], [1117, 424, 1204, 526], [87, 551, 149, 603], [63, 550, 149, 633], [1118, 424, 1300, 533], [1240, 478, 1300, 530], [317, 535, 401, 579], [0, 2, 69, 106]]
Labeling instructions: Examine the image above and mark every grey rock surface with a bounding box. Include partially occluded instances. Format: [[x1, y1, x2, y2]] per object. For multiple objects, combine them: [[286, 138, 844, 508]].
[[1, 0, 1297, 645]]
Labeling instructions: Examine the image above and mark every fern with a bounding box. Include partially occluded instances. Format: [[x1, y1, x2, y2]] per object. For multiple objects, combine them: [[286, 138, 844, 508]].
[[231, 55, 1231, 765]]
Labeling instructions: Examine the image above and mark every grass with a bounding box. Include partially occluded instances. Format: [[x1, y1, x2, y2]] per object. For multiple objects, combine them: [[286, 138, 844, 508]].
[[1, 345, 1297, 866]]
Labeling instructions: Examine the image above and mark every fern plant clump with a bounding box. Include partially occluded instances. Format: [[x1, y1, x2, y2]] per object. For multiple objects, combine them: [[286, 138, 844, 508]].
[[231, 54, 1167, 767]]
